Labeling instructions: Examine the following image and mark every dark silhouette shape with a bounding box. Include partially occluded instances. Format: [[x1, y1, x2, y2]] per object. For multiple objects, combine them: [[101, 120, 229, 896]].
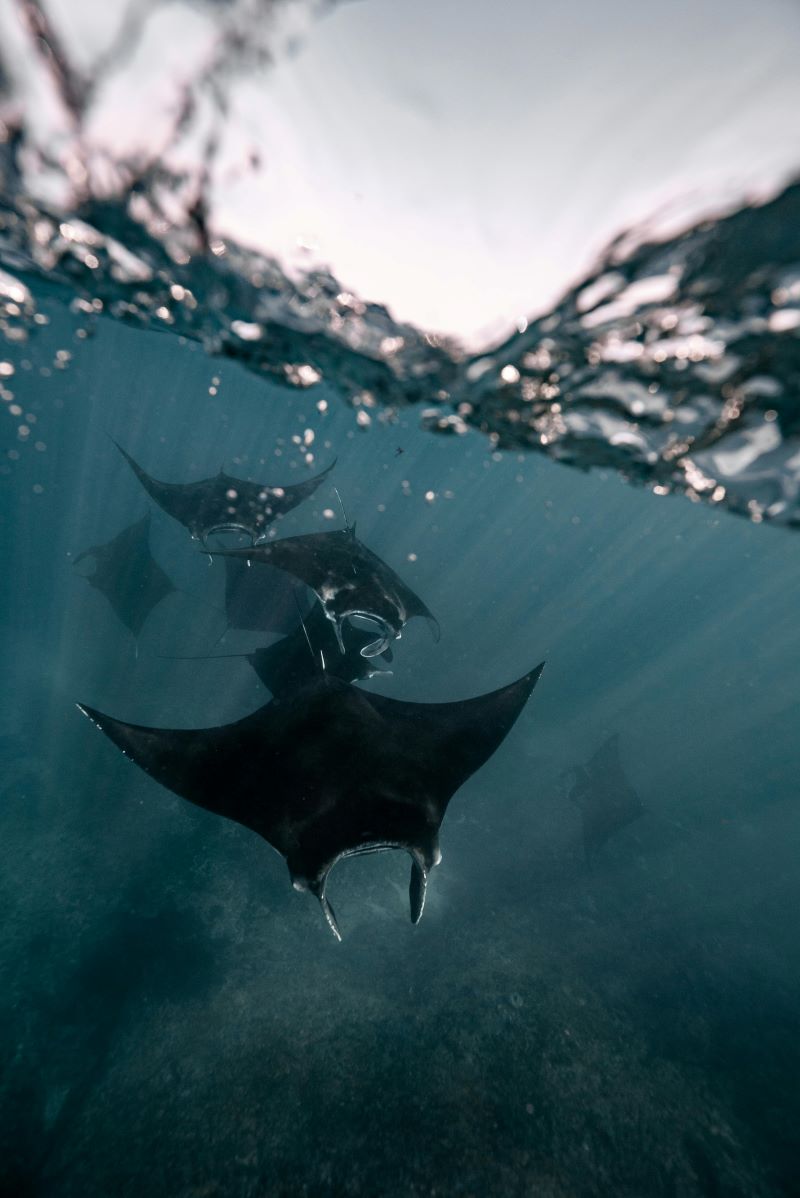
[[166, 602, 394, 696], [210, 526, 439, 657], [73, 513, 175, 638], [78, 663, 544, 939], [113, 440, 335, 546], [247, 605, 394, 695], [567, 733, 644, 861]]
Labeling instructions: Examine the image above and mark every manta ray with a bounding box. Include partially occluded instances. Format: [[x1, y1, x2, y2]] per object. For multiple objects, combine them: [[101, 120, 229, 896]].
[[113, 440, 335, 546], [243, 606, 394, 695], [73, 513, 176, 638], [78, 663, 544, 939], [169, 602, 394, 697], [567, 733, 644, 861], [209, 525, 439, 657]]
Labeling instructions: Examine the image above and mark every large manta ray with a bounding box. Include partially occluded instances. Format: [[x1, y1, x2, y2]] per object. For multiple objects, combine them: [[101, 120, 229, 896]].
[[210, 526, 439, 657], [73, 513, 175, 638], [171, 602, 394, 696], [567, 733, 644, 861], [78, 663, 544, 939], [114, 440, 335, 546]]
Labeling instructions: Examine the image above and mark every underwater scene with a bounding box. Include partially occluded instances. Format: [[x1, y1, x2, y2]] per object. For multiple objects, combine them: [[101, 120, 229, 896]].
[[1, 2, 800, 1195]]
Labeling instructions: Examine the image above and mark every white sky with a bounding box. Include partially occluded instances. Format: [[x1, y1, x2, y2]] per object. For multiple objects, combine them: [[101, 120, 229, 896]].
[[4, 0, 800, 345], [217, 0, 800, 343]]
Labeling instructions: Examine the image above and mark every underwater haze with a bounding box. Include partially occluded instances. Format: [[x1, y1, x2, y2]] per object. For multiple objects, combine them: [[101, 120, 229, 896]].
[[2, 1, 800, 1196]]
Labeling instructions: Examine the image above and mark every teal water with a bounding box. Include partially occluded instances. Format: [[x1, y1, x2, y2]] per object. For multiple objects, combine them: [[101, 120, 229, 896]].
[[1, 291, 799, 1195]]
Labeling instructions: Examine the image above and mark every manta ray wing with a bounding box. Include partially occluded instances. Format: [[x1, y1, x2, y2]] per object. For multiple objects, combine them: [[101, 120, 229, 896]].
[[76, 701, 297, 856], [365, 662, 545, 817]]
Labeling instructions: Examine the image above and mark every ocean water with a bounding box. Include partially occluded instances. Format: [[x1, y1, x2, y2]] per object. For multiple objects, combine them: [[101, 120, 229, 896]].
[[2, 4, 800, 1196]]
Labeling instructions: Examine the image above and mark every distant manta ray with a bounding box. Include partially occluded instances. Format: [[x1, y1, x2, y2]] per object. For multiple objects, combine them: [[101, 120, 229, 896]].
[[113, 440, 336, 546], [73, 513, 176, 638], [209, 525, 439, 657], [78, 663, 544, 939], [567, 733, 644, 861]]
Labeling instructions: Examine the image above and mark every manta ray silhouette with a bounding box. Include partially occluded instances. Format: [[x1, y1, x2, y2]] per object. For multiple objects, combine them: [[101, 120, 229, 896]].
[[168, 602, 394, 697], [245, 607, 394, 695], [209, 526, 439, 657], [113, 440, 335, 546], [78, 663, 544, 939], [567, 733, 644, 861], [73, 513, 175, 638]]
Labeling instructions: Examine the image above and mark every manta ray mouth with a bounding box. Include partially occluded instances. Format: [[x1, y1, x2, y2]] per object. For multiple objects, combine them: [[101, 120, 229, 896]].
[[334, 612, 395, 658], [305, 843, 432, 941], [202, 521, 262, 545]]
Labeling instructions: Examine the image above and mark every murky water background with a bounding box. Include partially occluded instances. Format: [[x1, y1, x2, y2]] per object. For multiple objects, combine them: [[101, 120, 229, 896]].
[[1, 2, 800, 1195]]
